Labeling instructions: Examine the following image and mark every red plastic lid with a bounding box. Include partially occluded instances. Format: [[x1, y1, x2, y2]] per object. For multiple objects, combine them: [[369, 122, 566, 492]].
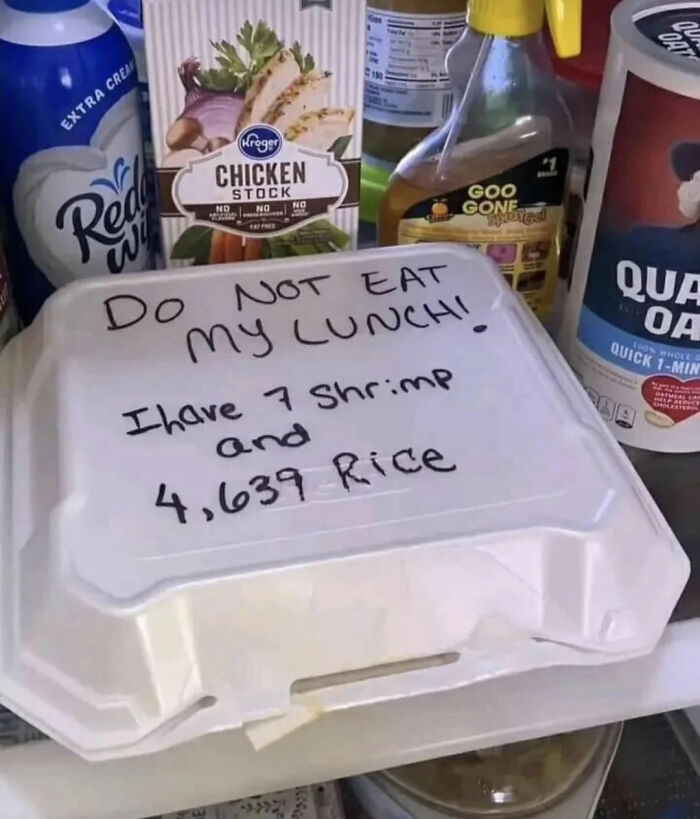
[[549, 0, 621, 89]]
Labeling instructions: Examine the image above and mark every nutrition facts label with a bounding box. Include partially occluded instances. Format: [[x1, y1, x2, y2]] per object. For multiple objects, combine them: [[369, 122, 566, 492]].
[[364, 9, 465, 128]]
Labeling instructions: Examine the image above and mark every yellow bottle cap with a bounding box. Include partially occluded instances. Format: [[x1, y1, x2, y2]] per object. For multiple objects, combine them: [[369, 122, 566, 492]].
[[468, 0, 582, 58]]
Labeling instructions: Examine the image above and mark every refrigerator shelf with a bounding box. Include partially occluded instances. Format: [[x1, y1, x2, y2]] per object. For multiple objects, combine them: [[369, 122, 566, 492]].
[[0, 617, 698, 819]]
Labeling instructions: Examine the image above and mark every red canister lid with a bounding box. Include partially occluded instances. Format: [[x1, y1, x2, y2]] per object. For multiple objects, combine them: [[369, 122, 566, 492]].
[[549, 0, 621, 88]]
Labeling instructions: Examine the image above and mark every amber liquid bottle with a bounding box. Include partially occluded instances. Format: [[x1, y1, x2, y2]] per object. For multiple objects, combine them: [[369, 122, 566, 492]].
[[364, 0, 468, 164], [379, 0, 580, 322]]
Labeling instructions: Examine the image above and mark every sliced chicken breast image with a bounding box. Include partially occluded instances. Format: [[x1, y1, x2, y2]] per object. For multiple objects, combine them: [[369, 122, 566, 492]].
[[236, 50, 301, 134], [263, 72, 331, 134], [285, 108, 355, 150]]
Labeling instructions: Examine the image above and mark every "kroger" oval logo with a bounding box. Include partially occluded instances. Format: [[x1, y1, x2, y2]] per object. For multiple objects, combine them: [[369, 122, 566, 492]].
[[237, 125, 283, 160]]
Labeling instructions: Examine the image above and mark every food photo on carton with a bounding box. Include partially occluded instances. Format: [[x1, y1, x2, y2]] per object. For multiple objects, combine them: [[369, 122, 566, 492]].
[[144, 0, 365, 269]]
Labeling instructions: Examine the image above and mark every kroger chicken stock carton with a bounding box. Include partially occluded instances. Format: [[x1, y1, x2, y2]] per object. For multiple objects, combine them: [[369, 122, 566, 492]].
[[144, 0, 365, 267]]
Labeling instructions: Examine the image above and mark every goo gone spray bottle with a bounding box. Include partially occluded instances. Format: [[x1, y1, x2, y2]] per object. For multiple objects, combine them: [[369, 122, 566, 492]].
[[0, 0, 151, 324], [561, 0, 700, 455], [378, 0, 582, 323]]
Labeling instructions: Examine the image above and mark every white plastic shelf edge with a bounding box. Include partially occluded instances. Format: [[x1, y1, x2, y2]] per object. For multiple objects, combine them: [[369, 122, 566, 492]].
[[0, 618, 698, 819]]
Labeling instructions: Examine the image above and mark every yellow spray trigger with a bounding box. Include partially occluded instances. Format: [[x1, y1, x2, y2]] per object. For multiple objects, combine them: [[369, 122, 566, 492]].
[[546, 0, 582, 58], [468, 0, 582, 53]]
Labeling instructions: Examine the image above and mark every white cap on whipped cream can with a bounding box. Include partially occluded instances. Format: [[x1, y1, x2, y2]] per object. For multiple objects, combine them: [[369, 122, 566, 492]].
[[561, 0, 700, 453]]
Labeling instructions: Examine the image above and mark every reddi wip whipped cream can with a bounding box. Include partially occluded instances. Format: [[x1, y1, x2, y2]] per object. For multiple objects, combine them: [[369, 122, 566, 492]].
[[0, 0, 151, 324]]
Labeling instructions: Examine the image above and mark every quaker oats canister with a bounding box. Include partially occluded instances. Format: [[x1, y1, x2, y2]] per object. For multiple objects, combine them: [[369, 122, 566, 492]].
[[561, 0, 700, 453]]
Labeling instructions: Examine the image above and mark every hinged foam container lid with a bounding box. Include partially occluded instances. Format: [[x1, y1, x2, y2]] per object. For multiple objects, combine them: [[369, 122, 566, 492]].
[[0, 245, 688, 760]]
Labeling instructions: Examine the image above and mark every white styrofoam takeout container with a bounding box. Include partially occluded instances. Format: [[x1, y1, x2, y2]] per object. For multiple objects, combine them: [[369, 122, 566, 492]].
[[0, 245, 688, 760]]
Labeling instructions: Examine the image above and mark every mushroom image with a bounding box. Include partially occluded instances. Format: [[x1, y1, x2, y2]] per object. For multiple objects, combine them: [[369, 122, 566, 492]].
[[167, 117, 208, 153]]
